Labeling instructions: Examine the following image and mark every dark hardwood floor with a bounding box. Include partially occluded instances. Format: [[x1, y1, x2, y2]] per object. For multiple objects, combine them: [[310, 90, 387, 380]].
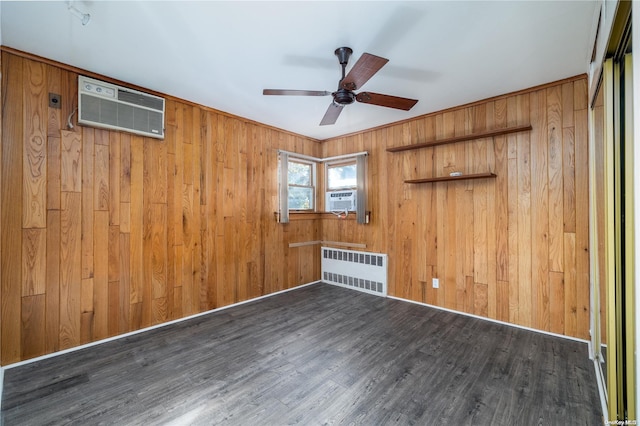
[[2, 283, 603, 425]]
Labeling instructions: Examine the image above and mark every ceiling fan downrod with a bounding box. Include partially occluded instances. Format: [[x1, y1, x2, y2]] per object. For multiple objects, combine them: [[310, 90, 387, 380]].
[[333, 47, 355, 105]]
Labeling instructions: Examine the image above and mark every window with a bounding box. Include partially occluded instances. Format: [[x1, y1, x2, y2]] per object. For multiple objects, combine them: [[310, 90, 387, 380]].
[[327, 161, 357, 190], [287, 159, 315, 210], [277, 151, 367, 224]]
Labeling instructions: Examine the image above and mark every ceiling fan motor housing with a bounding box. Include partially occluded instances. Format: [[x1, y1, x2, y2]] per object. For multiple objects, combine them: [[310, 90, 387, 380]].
[[333, 88, 355, 105]]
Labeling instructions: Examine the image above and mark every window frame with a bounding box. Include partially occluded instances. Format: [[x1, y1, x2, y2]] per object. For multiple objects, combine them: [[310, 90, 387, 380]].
[[287, 157, 316, 211]]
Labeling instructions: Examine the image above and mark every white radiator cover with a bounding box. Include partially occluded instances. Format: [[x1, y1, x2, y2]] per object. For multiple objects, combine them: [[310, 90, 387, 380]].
[[321, 247, 387, 297]]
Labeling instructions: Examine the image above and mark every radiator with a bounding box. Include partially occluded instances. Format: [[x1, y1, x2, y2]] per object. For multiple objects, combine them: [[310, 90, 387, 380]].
[[321, 247, 388, 297]]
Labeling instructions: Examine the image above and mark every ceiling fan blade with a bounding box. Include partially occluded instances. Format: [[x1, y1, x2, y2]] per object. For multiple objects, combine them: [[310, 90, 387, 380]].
[[341, 53, 389, 91], [263, 89, 331, 96], [320, 103, 343, 126], [356, 92, 418, 111]]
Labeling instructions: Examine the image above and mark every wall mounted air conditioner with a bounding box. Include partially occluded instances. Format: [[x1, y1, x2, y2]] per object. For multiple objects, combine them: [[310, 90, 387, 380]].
[[326, 190, 357, 211], [78, 76, 165, 139]]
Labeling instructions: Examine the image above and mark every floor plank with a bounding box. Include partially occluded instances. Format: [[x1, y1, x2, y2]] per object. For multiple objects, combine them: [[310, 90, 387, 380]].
[[2, 283, 603, 425]]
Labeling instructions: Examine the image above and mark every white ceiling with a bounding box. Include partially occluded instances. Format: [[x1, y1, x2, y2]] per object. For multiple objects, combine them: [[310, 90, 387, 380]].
[[2, 1, 599, 140]]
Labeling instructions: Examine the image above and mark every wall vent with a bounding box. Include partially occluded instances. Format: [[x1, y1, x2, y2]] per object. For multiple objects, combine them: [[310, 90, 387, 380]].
[[321, 247, 387, 297], [78, 76, 165, 139]]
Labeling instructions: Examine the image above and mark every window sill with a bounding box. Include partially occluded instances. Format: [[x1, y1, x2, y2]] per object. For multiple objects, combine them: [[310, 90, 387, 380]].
[[274, 211, 370, 222]]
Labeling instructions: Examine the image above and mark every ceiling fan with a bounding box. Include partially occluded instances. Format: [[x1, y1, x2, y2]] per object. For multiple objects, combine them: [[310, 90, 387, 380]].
[[263, 47, 418, 126]]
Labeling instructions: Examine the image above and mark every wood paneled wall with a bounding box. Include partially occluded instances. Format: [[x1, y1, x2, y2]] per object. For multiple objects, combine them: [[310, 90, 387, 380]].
[[321, 75, 591, 339], [0, 51, 321, 364], [0, 49, 592, 364]]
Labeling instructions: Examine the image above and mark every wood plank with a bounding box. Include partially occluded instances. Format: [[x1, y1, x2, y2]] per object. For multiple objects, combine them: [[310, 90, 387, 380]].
[[108, 226, 120, 282], [2, 53, 24, 364], [484, 103, 497, 319], [182, 183, 195, 315], [507, 156, 519, 324], [46, 64, 62, 138], [442, 113, 457, 310], [434, 116, 446, 308], [95, 129, 109, 146], [474, 282, 488, 317], [573, 108, 590, 339], [22, 59, 47, 228], [81, 129, 94, 280], [94, 144, 109, 211], [549, 271, 565, 335], [223, 167, 236, 218], [61, 130, 82, 192], [47, 136, 61, 210], [109, 132, 121, 225], [183, 133, 194, 185], [464, 275, 474, 313], [59, 192, 82, 350], [119, 233, 131, 332], [573, 78, 588, 110], [166, 150, 178, 315], [45, 210, 61, 354], [20, 294, 46, 360], [190, 115, 203, 307], [129, 136, 144, 305], [561, 82, 574, 128], [546, 85, 564, 273], [80, 278, 94, 343], [108, 280, 120, 337], [563, 232, 577, 337], [140, 201, 153, 328], [120, 133, 131, 203], [145, 136, 167, 204], [151, 204, 168, 307], [530, 89, 549, 332], [516, 93, 532, 328], [22, 229, 46, 296], [93, 210, 109, 340], [562, 127, 576, 233], [386, 124, 533, 152], [152, 297, 168, 326], [455, 109, 470, 312], [473, 177, 489, 288], [222, 217, 239, 304], [402, 238, 414, 300], [496, 280, 509, 322]]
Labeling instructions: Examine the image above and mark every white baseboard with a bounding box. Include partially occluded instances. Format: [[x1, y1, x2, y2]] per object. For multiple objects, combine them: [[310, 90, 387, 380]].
[[1, 281, 596, 415], [0, 281, 321, 411], [2, 281, 320, 374], [387, 295, 590, 344], [0, 366, 4, 412], [592, 356, 608, 422]]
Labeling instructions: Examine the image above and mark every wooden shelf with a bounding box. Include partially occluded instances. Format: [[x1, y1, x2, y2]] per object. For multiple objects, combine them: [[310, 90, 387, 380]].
[[386, 124, 532, 153], [405, 172, 497, 184]]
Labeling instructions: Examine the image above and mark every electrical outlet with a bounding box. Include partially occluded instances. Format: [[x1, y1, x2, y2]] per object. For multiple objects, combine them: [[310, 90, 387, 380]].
[[432, 278, 439, 288]]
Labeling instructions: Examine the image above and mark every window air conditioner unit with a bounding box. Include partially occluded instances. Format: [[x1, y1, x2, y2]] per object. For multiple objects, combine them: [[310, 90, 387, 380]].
[[326, 190, 357, 211], [78, 76, 165, 139]]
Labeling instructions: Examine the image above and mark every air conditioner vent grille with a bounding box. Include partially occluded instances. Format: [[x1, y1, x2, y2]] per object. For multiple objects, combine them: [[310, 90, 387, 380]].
[[78, 76, 165, 139], [80, 94, 163, 136], [118, 89, 164, 111]]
